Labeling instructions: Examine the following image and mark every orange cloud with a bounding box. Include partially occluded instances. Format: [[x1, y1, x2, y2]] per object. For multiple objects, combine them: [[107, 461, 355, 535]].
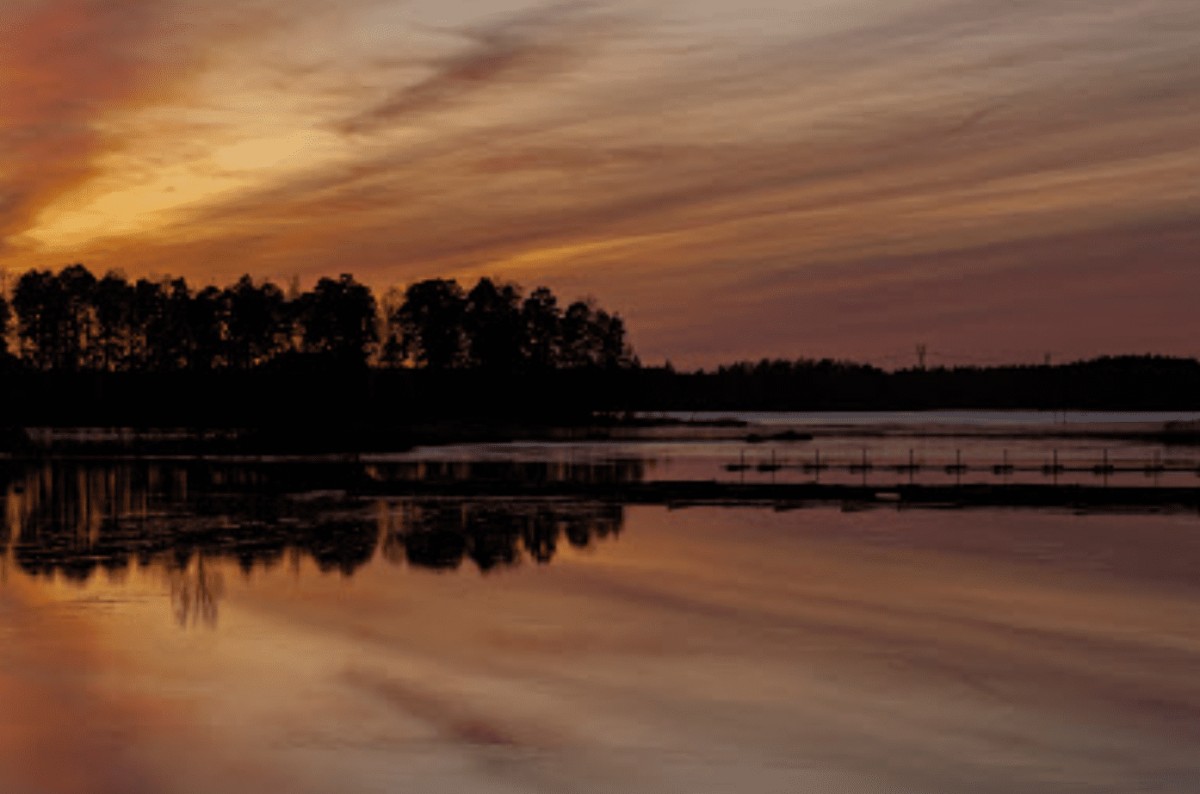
[[0, 1, 195, 249]]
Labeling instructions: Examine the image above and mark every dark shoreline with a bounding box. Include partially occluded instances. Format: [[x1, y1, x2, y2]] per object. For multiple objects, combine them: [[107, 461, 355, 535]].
[[3, 411, 1198, 456], [0, 355, 1198, 434]]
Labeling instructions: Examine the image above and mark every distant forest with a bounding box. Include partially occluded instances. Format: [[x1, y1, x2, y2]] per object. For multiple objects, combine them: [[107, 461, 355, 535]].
[[0, 264, 1195, 435], [638, 356, 1200, 412]]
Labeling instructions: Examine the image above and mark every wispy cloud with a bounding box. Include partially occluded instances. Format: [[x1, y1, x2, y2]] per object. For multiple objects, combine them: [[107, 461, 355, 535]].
[[338, 2, 622, 133], [4, 0, 1198, 364]]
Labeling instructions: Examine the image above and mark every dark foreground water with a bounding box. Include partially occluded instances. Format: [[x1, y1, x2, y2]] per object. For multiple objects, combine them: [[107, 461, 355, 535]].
[[2, 461, 1199, 793]]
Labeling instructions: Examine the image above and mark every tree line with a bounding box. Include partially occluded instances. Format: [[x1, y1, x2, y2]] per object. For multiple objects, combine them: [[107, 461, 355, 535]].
[[0, 264, 635, 372], [0, 265, 1194, 427], [638, 355, 1200, 411]]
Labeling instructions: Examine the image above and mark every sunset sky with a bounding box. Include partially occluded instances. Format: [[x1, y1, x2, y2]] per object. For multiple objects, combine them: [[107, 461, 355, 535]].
[[2, 0, 1198, 367]]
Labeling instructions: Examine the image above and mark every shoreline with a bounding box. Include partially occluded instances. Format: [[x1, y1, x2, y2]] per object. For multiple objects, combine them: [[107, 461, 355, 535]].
[[2, 413, 1198, 456]]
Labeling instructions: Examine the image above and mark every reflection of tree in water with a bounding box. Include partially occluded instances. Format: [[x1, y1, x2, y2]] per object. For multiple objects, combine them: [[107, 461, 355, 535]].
[[167, 556, 224, 628], [0, 462, 626, 623], [383, 500, 623, 573], [299, 519, 380, 576]]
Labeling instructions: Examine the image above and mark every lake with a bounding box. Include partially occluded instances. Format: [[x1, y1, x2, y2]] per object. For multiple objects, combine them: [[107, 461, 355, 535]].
[[1, 458, 1199, 793]]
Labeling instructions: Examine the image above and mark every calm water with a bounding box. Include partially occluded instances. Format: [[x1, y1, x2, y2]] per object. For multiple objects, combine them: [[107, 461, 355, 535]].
[[2, 461, 1200, 793], [370, 411, 1200, 488]]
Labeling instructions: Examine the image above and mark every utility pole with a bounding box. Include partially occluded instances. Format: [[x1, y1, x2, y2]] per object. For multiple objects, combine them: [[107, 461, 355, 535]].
[[916, 343, 927, 371]]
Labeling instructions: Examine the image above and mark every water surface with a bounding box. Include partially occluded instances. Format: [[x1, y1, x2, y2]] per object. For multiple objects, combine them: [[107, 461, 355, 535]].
[[2, 462, 1199, 793]]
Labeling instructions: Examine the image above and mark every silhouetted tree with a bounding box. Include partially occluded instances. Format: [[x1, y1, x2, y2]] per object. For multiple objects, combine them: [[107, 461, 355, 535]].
[[187, 285, 226, 371], [377, 286, 406, 367], [557, 300, 633, 369], [155, 278, 196, 370], [521, 286, 561, 370], [0, 292, 9, 357], [57, 264, 97, 370], [464, 277, 524, 372], [94, 271, 133, 371], [296, 274, 378, 367], [224, 275, 286, 369], [392, 279, 467, 369], [130, 278, 167, 369], [559, 301, 591, 368], [596, 310, 634, 369], [13, 269, 65, 369]]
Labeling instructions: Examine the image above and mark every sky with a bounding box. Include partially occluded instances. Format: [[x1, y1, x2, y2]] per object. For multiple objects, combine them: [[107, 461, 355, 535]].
[[2, 0, 1198, 368]]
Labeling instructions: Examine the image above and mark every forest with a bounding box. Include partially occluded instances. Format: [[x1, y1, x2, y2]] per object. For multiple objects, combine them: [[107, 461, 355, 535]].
[[0, 264, 634, 373]]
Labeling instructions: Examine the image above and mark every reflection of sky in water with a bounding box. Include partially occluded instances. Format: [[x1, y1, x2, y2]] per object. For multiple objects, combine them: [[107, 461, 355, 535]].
[[2, 501, 1199, 793]]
